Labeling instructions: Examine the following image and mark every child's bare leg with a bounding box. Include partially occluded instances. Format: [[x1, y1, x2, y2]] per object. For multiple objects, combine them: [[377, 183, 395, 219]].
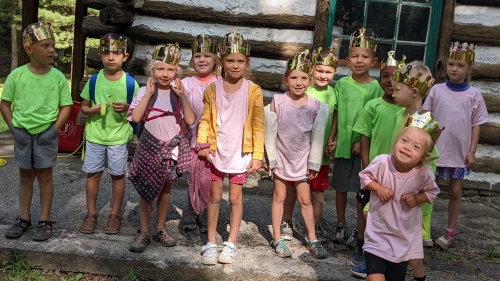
[[139, 198, 151, 233], [367, 274, 385, 281], [228, 182, 243, 244], [311, 190, 324, 223], [356, 201, 366, 239], [336, 191, 347, 224], [19, 168, 36, 221], [296, 182, 316, 240], [85, 172, 102, 215], [156, 182, 172, 230], [409, 259, 426, 279], [271, 177, 287, 240], [110, 174, 125, 215], [207, 180, 223, 244], [447, 178, 463, 229], [36, 167, 54, 221], [282, 185, 296, 222]]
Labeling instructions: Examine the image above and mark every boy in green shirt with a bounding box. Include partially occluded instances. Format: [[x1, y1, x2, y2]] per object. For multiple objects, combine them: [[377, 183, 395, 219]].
[[1, 22, 73, 241], [79, 33, 139, 235]]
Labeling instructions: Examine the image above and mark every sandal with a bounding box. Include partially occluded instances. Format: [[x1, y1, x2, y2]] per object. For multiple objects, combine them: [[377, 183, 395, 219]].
[[129, 230, 151, 252], [155, 229, 177, 247], [5, 218, 32, 239], [218, 241, 237, 264], [307, 239, 327, 259], [104, 214, 122, 234], [79, 214, 97, 234], [273, 238, 293, 258]]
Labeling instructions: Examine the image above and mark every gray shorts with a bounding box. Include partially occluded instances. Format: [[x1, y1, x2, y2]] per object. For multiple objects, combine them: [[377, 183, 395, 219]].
[[331, 156, 361, 192], [82, 141, 128, 176], [11, 124, 58, 169]]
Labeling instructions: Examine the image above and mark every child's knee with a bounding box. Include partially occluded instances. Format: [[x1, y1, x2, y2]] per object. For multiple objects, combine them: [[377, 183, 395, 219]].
[[229, 193, 242, 206]]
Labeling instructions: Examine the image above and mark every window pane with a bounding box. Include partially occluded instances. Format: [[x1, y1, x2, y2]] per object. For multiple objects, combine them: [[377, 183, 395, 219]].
[[338, 38, 350, 60], [375, 43, 394, 62], [403, 0, 432, 3], [333, 0, 365, 36], [396, 44, 426, 63], [366, 2, 397, 40], [398, 6, 430, 42]]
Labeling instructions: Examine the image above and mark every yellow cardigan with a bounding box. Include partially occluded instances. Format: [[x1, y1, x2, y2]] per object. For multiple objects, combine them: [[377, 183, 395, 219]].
[[197, 80, 265, 160]]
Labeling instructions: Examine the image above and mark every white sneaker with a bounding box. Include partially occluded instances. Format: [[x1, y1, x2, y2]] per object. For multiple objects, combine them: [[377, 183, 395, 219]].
[[423, 239, 434, 248], [201, 242, 218, 265], [218, 241, 237, 264], [435, 233, 455, 250], [280, 220, 293, 241]]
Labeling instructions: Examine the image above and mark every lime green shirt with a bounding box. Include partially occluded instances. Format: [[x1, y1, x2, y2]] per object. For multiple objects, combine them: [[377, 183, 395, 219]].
[[334, 76, 384, 159], [1, 65, 73, 134], [353, 97, 402, 162], [80, 70, 139, 145], [306, 85, 336, 165]]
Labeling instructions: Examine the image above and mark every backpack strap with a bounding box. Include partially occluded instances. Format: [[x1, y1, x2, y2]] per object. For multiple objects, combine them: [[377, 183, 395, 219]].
[[89, 73, 99, 104], [125, 72, 135, 104]]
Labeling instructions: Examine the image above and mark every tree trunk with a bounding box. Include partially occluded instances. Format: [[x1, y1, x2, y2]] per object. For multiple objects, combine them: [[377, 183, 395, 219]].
[[10, 0, 19, 71]]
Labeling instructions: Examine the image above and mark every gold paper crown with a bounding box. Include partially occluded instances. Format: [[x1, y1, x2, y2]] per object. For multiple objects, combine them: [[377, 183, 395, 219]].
[[152, 43, 182, 66], [219, 30, 250, 57], [350, 28, 377, 51], [312, 38, 340, 69], [192, 33, 217, 54], [23, 22, 54, 47], [405, 111, 444, 143], [393, 64, 433, 97], [450, 42, 475, 63], [99, 33, 127, 53], [287, 49, 313, 74], [381, 51, 406, 70]]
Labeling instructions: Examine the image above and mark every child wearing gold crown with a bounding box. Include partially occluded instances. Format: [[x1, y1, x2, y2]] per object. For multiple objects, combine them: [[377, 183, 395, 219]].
[[79, 33, 139, 235], [359, 124, 440, 281], [1, 22, 73, 241], [423, 42, 489, 251], [325, 28, 384, 245], [197, 31, 264, 265], [126, 43, 195, 252], [181, 33, 220, 234], [264, 49, 329, 259]]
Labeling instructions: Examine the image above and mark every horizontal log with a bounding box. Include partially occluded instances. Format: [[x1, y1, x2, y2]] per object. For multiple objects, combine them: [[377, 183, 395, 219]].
[[83, 16, 121, 38], [453, 23, 500, 46], [82, 0, 129, 10], [473, 156, 500, 174], [470, 81, 500, 113], [471, 64, 500, 81], [127, 25, 312, 61], [456, 0, 500, 7], [136, 1, 314, 30], [99, 6, 133, 25], [480, 121, 500, 145]]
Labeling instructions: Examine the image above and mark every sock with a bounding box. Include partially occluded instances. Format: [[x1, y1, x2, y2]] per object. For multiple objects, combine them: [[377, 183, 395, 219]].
[[445, 227, 457, 237], [413, 275, 427, 281], [356, 238, 364, 247]]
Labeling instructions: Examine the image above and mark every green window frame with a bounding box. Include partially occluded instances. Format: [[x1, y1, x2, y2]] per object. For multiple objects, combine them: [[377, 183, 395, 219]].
[[326, 0, 443, 72]]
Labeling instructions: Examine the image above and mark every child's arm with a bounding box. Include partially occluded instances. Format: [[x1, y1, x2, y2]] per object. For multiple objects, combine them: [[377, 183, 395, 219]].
[[360, 135, 370, 169], [365, 180, 394, 203], [55, 106, 71, 130], [360, 156, 394, 202], [197, 85, 214, 162], [0, 100, 13, 127], [80, 100, 102, 116], [247, 86, 265, 173], [325, 111, 338, 156], [465, 126, 480, 167], [171, 78, 196, 126], [401, 167, 440, 208]]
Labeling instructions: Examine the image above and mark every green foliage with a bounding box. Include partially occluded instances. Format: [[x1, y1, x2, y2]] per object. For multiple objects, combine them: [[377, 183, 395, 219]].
[[485, 248, 498, 260], [125, 268, 139, 281], [0, 0, 20, 55], [1, 251, 46, 281]]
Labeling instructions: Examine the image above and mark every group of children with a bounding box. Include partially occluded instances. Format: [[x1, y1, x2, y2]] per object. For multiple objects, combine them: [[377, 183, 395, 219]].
[[1, 22, 490, 280]]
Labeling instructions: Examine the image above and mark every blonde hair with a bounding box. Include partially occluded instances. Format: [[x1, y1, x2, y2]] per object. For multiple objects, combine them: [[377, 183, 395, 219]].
[[407, 61, 433, 83], [146, 60, 182, 79], [189, 52, 220, 75], [393, 127, 434, 168]]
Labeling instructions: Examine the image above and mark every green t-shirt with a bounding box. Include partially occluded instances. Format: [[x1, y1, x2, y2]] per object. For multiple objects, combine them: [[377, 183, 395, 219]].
[[80, 70, 139, 145], [1, 65, 73, 134], [306, 85, 336, 165], [353, 97, 402, 162], [334, 76, 384, 159]]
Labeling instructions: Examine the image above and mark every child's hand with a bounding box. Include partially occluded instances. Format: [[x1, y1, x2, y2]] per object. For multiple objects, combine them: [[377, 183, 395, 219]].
[[145, 77, 155, 97], [307, 169, 318, 180], [170, 78, 186, 97], [246, 159, 262, 173], [351, 142, 361, 155], [111, 102, 130, 113], [377, 187, 394, 203], [325, 141, 337, 157], [90, 104, 104, 115], [262, 162, 269, 171], [198, 147, 214, 163], [401, 193, 417, 208], [465, 151, 476, 167]]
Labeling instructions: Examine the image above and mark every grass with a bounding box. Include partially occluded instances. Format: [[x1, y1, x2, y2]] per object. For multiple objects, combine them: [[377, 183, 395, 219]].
[[485, 248, 498, 260]]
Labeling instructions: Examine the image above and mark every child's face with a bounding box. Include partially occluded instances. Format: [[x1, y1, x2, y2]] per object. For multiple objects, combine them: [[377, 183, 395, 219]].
[[447, 58, 472, 84], [393, 127, 427, 168], [222, 53, 248, 80], [285, 70, 310, 97], [152, 61, 177, 88], [100, 51, 128, 72], [347, 47, 376, 76], [25, 39, 56, 65], [311, 65, 335, 88], [391, 80, 415, 108], [193, 52, 216, 76], [379, 66, 396, 96]]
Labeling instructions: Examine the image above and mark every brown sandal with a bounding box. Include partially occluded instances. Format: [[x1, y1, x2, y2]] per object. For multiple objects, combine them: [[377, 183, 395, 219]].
[[79, 214, 97, 234], [104, 214, 122, 234]]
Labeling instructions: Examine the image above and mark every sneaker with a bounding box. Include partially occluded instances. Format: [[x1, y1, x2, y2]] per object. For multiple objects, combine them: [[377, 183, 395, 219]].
[[332, 224, 346, 244], [435, 233, 455, 250], [218, 241, 237, 264], [5, 218, 31, 239], [32, 221, 53, 241], [201, 242, 218, 265], [307, 239, 327, 259], [199, 211, 207, 234], [129, 230, 152, 252], [182, 211, 197, 231], [423, 239, 434, 248], [346, 230, 358, 248], [155, 229, 177, 247], [351, 263, 367, 278], [280, 220, 293, 241], [351, 244, 365, 266], [273, 238, 293, 258], [315, 223, 327, 243]]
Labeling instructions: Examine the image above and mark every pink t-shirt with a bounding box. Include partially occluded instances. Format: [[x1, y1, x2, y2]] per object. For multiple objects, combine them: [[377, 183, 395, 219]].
[[360, 154, 440, 263], [126, 86, 185, 159], [423, 83, 489, 167], [273, 93, 321, 181], [182, 76, 220, 148], [210, 79, 252, 173]]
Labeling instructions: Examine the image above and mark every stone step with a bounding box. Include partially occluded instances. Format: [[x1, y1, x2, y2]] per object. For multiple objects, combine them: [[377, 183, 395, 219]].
[[473, 143, 500, 174], [438, 171, 500, 197], [480, 113, 500, 145]]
